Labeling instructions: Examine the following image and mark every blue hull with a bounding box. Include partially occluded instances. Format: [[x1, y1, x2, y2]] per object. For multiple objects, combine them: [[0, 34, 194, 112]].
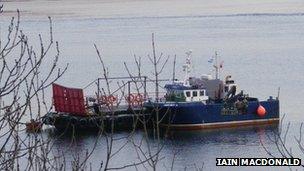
[[144, 99, 279, 129]]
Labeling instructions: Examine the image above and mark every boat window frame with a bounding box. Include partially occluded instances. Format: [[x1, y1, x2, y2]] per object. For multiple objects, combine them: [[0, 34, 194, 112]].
[[192, 91, 198, 97], [185, 91, 191, 97], [199, 90, 205, 96]]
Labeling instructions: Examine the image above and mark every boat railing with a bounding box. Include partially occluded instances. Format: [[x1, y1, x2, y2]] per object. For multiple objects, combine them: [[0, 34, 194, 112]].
[[85, 91, 167, 109]]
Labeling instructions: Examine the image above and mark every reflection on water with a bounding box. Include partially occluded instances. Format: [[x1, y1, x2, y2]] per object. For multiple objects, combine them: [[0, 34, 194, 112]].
[[43, 124, 285, 171], [165, 124, 279, 143]]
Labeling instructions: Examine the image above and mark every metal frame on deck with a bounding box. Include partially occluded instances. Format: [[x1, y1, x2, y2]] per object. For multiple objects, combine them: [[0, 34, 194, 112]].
[[95, 76, 169, 109]]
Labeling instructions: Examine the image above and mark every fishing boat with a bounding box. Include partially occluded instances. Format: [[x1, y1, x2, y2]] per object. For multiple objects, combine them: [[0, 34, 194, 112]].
[[144, 52, 280, 130]]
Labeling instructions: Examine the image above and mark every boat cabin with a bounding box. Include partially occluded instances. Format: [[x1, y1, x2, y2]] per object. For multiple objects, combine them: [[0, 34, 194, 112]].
[[164, 83, 209, 103]]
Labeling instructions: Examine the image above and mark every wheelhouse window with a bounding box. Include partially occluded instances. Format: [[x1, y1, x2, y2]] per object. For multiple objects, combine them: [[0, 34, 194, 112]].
[[185, 91, 191, 97], [199, 90, 205, 96], [193, 91, 198, 97]]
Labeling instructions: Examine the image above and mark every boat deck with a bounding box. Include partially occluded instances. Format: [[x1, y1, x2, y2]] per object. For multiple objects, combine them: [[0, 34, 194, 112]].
[[42, 105, 151, 131]]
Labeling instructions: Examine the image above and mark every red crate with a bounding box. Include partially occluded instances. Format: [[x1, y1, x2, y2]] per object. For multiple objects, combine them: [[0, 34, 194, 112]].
[[52, 84, 86, 116]]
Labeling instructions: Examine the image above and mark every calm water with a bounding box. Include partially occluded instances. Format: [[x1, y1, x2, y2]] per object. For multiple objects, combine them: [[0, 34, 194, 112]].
[[1, 1, 304, 170], [13, 13, 304, 122]]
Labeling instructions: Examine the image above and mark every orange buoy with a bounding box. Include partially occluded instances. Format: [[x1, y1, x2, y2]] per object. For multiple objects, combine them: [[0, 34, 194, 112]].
[[257, 105, 266, 117]]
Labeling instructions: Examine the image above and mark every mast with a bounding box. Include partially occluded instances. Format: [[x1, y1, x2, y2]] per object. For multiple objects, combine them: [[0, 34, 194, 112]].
[[214, 51, 219, 79], [172, 55, 176, 83], [183, 50, 192, 86]]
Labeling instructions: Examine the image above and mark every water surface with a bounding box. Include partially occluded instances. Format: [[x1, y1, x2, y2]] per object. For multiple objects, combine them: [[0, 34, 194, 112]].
[[1, 1, 304, 170]]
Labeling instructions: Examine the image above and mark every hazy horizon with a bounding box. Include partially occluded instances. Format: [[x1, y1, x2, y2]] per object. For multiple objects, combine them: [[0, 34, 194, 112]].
[[1, 0, 304, 20]]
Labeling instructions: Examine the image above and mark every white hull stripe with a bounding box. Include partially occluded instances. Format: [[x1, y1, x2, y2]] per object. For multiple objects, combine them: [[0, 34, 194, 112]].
[[161, 118, 279, 128]]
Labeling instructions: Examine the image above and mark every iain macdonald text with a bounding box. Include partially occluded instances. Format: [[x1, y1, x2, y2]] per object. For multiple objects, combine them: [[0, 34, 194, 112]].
[[216, 158, 301, 166]]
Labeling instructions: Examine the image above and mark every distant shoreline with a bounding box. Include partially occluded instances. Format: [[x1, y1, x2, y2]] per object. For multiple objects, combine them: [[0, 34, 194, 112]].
[[1, 0, 304, 20]]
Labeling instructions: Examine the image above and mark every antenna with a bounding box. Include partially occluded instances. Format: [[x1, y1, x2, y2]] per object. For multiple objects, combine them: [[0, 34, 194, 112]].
[[277, 87, 280, 100], [172, 55, 176, 83], [214, 51, 219, 79]]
